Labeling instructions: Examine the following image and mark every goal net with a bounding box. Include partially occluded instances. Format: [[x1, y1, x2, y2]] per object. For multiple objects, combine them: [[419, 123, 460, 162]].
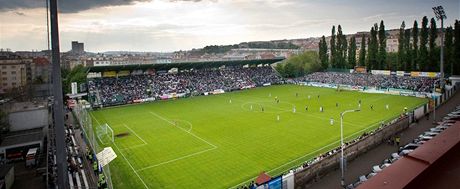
[[97, 123, 114, 144]]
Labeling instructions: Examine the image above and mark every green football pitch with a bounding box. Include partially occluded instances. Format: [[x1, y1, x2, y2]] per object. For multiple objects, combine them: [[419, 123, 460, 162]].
[[89, 85, 427, 189]]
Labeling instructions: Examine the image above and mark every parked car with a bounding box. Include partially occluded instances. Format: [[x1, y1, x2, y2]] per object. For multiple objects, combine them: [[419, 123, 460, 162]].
[[423, 132, 439, 137], [399, 143, 421, 152], [390, 153, 400, 162], [399, 149, 413, 156], [372, 165, 382, 173], [435, 125, 449, 130], [366, 172, 377, 179], [429, 128, 443, 133], [380, 163, 391, 169]]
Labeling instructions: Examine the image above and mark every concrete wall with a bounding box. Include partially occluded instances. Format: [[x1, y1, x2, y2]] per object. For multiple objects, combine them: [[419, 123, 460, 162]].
[[8, 108, 48, 132]]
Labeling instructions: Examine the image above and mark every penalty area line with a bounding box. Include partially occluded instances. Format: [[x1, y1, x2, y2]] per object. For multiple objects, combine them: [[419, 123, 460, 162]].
[[124, 123, 148, 145], [90, 113, 150, 189], [135, 146, 217, 172], [149, 111, 217, 148]]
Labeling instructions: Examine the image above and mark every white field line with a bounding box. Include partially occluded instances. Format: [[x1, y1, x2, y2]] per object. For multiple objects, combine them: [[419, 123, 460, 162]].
[[136, 147, 216, 172], [119, 143, 147, 151], [124, 123, 148, 145], [174, 119, 193, 132], [130, 111, 218, 172], [149, 111, 217, 148], [90, 113, 150, 189], [112, 142, 150, 189], [229, 120, 383, 189]]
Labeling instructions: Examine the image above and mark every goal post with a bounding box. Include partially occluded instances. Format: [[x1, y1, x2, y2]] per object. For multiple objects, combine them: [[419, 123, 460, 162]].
[[97, 123, 114, 144]]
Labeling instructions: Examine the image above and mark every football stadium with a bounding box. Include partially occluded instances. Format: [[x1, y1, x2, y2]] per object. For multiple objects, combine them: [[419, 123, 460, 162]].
[[3, 1, 460, 189], [89, 85, 426, 189], [70, 60, 442, 189]]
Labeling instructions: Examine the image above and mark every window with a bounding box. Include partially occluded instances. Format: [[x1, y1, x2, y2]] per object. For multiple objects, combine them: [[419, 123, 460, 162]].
[[1, 65, 6, 69], [11, 71, 16, 74], [11, 65, 16, 68], [12, 82, 16, 86], [1, 72, 6, 75], [2, 77, 6, 81]]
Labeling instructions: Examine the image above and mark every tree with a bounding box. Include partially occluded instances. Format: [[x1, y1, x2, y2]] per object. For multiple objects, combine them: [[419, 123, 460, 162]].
[[275, 63, 285, 76], [366, 37, 371, 69], [412, 20, 419, 70], [429, 17, 438, 72], [419, 16, 429, 71], [386, 52, 398, 70], [277, 51, 321, 77], [318, 35, 329, 70], [330, 26, 337, 68], [378, 20, 387, 70], [445, 26, 454, 76], [337, 25, 345, 68], [358, 35, 366, 67], [397, 21, 406, 70], [454, 20, 460, 75], [367, 24, 379, 70], [404, 28, 412, 71], [348, 36, 357, 68], [342, 33, 348, 68], [62, 65, 88, 95]]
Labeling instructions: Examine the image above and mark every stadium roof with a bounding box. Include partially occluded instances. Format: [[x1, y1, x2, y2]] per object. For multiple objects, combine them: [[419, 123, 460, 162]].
[[87, 58, 284, 72]]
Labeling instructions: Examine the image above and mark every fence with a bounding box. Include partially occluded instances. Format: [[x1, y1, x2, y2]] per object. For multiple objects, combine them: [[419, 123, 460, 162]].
[[73, 103, 114, 189]]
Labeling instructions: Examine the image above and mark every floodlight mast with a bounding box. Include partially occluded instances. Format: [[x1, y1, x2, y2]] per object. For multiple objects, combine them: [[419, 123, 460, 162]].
[[432, 6, 447, 90]]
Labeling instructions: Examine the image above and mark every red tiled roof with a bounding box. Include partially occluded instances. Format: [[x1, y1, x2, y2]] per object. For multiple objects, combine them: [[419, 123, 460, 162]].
[[255, 172, 271, 185]]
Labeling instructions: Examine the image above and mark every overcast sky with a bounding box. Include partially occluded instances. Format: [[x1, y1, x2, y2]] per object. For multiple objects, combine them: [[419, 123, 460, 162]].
[[0, 0, 458, 52]]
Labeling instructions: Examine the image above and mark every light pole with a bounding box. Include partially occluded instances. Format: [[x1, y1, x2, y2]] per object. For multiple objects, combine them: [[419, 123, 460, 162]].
[[340, 109, 360, 188], [433, 6, 447, 89]]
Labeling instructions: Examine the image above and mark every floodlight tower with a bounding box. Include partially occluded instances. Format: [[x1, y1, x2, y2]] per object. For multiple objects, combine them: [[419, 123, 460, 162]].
[[432, 6, 447, 89]]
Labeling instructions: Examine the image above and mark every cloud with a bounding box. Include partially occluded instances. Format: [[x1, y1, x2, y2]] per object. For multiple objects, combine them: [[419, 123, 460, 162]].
[[0, 0, 151, 13], [168, 0, 217, 2], [14, 11, 25, 16]]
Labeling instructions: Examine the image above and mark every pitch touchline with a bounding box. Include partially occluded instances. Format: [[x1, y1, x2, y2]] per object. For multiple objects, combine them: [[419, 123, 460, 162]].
[[229, 120, 382, 189], [90, 113, 150, 189]]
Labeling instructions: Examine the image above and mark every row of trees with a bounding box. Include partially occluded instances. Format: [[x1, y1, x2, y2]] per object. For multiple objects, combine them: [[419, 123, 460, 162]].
[[319, 21, 392, 70], [275, 51, 321, 77], [319, 18, 460, 75]]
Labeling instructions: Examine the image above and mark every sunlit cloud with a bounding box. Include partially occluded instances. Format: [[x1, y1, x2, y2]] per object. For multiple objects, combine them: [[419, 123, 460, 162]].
[[0, 0, 458, 52]]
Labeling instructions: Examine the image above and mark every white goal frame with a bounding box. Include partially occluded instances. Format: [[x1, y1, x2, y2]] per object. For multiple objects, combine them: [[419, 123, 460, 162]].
[[98, 123, 114, 144]]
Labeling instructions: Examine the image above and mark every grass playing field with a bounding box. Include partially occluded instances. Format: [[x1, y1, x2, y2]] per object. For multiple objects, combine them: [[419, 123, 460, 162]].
[[89, 85, 427, 189]]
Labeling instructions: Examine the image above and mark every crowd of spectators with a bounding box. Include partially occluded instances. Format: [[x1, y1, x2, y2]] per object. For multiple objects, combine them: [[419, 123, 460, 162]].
[[88, 66, 283, 106], [299, 72, 438, 93]]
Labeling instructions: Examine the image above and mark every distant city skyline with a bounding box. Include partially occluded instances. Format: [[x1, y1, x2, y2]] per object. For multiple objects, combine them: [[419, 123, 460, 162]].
[[0, 0, 458, 52]]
